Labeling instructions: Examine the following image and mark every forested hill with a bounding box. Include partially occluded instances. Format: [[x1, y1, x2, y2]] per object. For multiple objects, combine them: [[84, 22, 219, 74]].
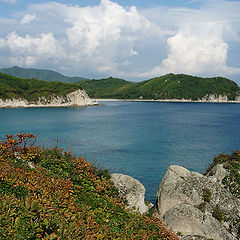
[[1, 67, 240, 101], [0, 72, 80, 102], [79, 74, 240, 101], [0, 66, 86, 83], [77, 77, 133, 98]]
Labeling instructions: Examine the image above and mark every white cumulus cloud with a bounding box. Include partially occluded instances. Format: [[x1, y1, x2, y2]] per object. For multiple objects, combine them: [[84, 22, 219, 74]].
[[0, 0, 239, 81], [21, 14, 36, 24], [0, 32, 64, 66]]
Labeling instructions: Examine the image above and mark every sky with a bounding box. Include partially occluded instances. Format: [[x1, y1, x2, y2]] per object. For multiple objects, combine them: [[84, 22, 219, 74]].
[[0, 0, 240, 83]]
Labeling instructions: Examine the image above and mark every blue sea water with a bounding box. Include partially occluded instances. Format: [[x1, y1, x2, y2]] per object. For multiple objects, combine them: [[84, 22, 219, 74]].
[[0, 101, 240, 203]]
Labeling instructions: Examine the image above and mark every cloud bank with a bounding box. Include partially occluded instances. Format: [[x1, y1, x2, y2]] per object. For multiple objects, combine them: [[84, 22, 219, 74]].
[[0, 0, 239, 81]]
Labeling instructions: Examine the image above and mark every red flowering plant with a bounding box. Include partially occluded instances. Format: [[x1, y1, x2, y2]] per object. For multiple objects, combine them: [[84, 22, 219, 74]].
[[0, 133, 40, 165]]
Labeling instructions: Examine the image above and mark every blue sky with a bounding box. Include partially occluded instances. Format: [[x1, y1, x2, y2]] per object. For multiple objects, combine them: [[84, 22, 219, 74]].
[[0, 0, 240, 83]]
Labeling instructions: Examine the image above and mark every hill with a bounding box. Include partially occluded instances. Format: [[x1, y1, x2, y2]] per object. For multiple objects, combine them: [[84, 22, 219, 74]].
[[0, 72, 80, 102], [1, 67, 239, 101], [0, 66, 86, 83], [93, 74, 240, 101], [0, 133, 177, 239], [77, 77, 133, 98]]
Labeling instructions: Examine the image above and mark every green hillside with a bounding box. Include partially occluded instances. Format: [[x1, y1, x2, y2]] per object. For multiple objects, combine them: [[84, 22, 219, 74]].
[[102, 74, 240, 100], [0, 72, 80, 102], [0, 66, 86, 83], [1, 68, 239, 101], [77, 77, 133, 98], [0, 133, 177, 239]]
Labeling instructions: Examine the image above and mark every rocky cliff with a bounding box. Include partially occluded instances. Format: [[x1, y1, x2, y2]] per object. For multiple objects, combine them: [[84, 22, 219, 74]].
[[0, 89, 97, 108]]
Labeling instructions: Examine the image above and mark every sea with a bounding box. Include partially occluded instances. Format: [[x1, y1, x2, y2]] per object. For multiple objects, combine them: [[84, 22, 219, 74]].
[[0, 100, 239, 203]]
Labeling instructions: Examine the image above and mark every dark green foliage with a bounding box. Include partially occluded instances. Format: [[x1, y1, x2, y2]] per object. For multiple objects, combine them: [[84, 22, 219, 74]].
[[146, 206, 157, 217], [203, 188, 212, 203], [0, 72, 80, 102], [79, 73, 240, 100], [1, 68, 239, 101], [108, 74, 239, 100], [77, 77, 133, 98], [0, 66, 86, 83], [95, 168, 112, 180], [212, 206, 226, 222], [0, 180, 28, 199], [204, 153, 230, 174]]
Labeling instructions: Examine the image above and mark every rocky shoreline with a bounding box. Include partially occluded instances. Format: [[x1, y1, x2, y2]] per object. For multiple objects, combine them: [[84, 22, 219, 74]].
[[0, 89, 98, 108], [111, 162, 240, 240], [95, 94, 240, 103]]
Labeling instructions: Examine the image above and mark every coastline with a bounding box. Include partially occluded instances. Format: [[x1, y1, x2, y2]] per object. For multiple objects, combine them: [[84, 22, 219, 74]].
[[94, 98, 240, 104], [0, 89, 99, 109]]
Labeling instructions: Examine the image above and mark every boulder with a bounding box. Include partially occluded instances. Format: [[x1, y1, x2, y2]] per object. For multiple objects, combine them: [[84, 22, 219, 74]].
[[157, 165, 240, 239], [164, 203, 235, 240], [206, 164, 228, 183], [111, 173, 149, 214]]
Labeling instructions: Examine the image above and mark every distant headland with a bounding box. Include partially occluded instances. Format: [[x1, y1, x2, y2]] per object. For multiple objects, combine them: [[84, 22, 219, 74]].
[[0, 66, 240, 106]]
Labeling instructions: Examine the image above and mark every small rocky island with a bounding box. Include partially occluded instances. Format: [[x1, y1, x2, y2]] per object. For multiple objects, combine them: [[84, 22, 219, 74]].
[[111, 151, 240, 240]]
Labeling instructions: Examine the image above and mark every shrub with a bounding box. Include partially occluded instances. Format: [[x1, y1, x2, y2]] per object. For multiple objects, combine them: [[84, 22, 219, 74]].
[[0, 133, 177, 239], [203, 188, 212, 203]]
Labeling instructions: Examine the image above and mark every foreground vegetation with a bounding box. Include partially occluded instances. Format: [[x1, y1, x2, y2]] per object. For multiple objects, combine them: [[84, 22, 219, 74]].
[[0, 133, 177, 239], [80, 74, 240, 100], [0, 73, 80, 102]]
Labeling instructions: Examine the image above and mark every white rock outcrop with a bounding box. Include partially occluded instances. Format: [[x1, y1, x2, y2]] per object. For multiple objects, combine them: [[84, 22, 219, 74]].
[[206, 164, 229, 183], [111, 173, 149, 214], [157, 165, 240, 240], [0, 89, 97, 108]]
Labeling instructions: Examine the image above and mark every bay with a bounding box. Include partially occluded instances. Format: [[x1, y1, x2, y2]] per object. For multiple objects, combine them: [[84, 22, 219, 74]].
[[0, 101, 239, 203]]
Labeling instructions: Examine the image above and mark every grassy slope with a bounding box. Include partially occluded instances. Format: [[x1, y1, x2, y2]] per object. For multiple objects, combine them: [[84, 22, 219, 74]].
[[0, 134, 177, 240], [0, 73, 80, 102], [0, 66, 86, 83]]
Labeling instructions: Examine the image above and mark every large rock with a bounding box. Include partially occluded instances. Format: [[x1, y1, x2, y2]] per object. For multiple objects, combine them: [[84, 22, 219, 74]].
[[164, 204, 235, 240], [206, 163, 228, 183], [111, 173, 149, 214], [157, 165, 240, 239]]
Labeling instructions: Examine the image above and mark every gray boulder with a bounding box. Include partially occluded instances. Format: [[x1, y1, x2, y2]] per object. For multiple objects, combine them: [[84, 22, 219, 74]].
[[164, 203, 235, 240], [157, 165, 240, 239], [206, 163, 228, 183], [111, 173, 149, 214]]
